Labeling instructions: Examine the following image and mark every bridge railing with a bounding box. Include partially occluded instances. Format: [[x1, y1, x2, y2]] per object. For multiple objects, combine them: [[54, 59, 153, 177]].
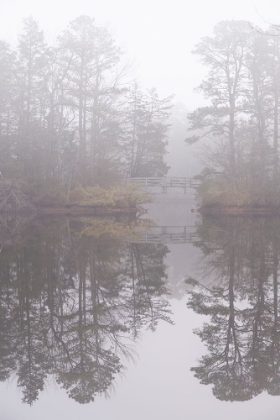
[[127, 177, 200, 192]]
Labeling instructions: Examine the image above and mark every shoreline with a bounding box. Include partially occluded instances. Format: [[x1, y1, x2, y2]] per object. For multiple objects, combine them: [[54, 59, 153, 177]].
[[198, 205, 280, 216], [0, 204, 139, 217], [40, 204, 139, 216]]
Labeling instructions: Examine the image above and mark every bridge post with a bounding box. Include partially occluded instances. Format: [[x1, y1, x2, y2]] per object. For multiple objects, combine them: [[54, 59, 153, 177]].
[[162, 178, 167, 194]]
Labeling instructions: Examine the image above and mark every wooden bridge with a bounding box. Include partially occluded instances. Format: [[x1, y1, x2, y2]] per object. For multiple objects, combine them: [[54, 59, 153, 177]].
[[127, 177, 200, 194], [130, 226, 198, 244]]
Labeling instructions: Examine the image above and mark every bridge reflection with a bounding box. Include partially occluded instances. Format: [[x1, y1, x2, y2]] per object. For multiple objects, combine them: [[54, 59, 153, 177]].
[[130, 226, 197, 244]]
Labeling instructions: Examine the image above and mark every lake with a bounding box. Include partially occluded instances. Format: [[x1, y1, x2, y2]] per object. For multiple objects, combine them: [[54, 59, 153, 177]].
[[0, 195, 280, 420]]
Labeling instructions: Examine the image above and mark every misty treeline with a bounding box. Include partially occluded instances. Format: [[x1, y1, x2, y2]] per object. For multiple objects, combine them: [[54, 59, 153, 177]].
[[0, 16, 172, 203], [0, 217, 172, 405], [187, 21, 280, 206], [186, 216, 280, 401]]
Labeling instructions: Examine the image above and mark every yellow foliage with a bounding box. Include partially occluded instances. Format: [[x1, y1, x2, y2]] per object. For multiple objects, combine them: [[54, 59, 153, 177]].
[[69, 184, 153, 208], [199, 180, 254, 207]]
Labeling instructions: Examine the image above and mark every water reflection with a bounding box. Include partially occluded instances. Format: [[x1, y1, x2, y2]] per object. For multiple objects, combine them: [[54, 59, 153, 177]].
[[186, 216, 280, 402], [0, 216, 172, 405]]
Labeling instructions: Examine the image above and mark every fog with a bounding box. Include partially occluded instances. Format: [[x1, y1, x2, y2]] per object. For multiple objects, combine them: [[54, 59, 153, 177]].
[[2, 1, 280, 418], [1, 0, 279, 106]]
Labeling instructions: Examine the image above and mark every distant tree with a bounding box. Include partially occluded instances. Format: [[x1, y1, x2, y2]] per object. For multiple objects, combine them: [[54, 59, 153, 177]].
[[124, 84, 172, 177], [17, 16, 49, 178], [58, 15, 123, 185], [186, 21, 252, 180], [0, 41, 18, 177]]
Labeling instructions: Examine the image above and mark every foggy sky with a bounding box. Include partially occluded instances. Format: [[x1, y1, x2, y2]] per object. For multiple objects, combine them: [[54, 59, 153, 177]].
[[0, 0, 279, 107]]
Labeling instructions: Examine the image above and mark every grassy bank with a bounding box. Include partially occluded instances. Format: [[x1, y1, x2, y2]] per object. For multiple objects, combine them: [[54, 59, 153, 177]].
[[0, 179, 152, 216], [196, 174, 280, 215]]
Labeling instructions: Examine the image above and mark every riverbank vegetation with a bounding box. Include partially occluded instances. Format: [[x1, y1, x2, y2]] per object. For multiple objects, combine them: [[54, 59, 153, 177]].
[[0, 177, 153, 215], [0, 16, 172, 213], [187, 21, 280, 209]]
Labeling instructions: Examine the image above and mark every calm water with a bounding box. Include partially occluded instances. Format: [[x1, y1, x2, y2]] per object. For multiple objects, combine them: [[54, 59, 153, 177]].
[[1, 196, 280, 419]]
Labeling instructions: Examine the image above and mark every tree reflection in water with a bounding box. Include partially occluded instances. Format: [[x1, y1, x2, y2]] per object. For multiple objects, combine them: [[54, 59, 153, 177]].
[[0, 216, 172, 405], [186, 216, 280, 402]]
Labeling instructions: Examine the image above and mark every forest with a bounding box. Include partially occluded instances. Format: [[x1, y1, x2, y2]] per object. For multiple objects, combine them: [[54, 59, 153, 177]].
[[187, 21, 280, 208], [0, 15, 172, 211], [3, 18, 280, 212]]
